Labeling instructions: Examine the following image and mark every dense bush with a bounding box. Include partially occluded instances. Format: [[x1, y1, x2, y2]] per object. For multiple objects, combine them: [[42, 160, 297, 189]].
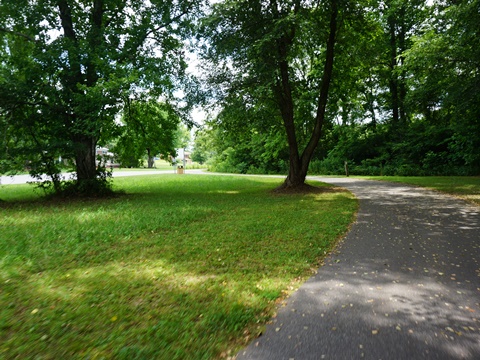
[[308, 121, 479, 176]]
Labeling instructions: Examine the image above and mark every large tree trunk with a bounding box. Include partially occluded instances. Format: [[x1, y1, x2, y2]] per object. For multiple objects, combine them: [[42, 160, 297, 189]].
[[74, 136, 97, 182], [277, 0, 338, 190], [147, 148, 154, 168], [276, 33, 304, 188], [59, 0, 104, 190], [283, 161, 307, 188]]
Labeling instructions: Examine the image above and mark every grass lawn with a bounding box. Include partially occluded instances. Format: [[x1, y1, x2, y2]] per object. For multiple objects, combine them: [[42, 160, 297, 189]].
[[0, 175, 356, 359], [364, 176, 480, 206]]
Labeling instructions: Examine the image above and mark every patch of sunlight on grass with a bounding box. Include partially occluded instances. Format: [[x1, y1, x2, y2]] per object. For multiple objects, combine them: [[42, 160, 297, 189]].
[[27, 260, 221, 304], [209, 190, 241, 194], [75, 209, 110, 223]]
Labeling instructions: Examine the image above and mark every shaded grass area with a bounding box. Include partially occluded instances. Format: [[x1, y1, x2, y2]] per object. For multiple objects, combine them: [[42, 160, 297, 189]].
[[0, 175, 356, 359], [364, 176, 480, 206]]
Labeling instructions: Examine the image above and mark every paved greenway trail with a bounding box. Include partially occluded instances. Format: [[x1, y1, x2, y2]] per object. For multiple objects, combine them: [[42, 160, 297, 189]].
[[237, 178, 480, 360]]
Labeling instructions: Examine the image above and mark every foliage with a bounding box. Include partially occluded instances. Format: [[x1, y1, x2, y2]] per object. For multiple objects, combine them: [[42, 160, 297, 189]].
[[200, 0, 479, 177], [0, 0, 199, 195], [0, 174, 356, 359], [2, 0, 477, 187], [310, 119, 478, 177], [209, 127, 289, 175], [403, 0, 480, 173], [309, 0, 480, 177], [199, 0, 348, 188], [174, 123, 192, 150], [114, 100, 180, 168], [191, 127, 212, 164]]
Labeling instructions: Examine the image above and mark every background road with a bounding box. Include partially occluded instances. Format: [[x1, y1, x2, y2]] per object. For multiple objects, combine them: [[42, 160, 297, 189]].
[[0, 169, 207, 186], [237, 178, 480, 360]]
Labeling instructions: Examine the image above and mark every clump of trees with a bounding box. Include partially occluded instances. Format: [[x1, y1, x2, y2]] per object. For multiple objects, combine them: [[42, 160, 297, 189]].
[[2, 0, 478, 198], [114, 100, 180, 169], [196, 0, 479, 178], [0, 0, 199, 196]]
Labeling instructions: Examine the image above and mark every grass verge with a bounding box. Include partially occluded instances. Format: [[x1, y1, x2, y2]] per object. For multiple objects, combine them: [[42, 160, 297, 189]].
[[364, 176, 480, 206], [0, 175, 356, 359]]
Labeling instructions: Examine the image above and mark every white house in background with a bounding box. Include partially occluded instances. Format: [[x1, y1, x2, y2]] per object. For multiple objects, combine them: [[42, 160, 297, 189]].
[[96, 147, 119, 168], [175, 148, 192, 166]]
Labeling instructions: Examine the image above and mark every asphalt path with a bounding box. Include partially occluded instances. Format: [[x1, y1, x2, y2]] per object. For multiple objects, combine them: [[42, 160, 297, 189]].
[[237, 178, 480, 360]]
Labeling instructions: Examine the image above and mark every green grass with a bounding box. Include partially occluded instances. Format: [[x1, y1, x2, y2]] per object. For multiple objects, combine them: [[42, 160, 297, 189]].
[[0, 175, 356, 359], [364, 176, 480, 206]]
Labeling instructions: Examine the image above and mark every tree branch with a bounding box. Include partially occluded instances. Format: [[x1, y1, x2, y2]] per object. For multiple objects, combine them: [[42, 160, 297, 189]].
[[301, 0, 338, 171], [117, 5, 193, 63], [57, 0, 77, 41], [0, 27, 37, 42]]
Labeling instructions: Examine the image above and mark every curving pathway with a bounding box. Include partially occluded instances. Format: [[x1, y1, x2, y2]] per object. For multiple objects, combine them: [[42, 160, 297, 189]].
[[237, 178, 480, 360]]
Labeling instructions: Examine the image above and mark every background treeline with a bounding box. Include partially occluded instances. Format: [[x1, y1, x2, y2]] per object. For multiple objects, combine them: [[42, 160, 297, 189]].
[[193, 0, 479, 176]]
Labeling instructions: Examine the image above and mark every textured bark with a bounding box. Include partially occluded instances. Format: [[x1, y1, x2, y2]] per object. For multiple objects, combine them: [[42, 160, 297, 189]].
[[278, 0, 338, 190], [74, 136, 97, 182], [147, 148, 154, 168], [58, 0, 103, 187]]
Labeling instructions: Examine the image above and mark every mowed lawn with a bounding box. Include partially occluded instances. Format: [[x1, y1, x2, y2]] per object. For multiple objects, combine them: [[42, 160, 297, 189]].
[[0, 175, 356, 359]]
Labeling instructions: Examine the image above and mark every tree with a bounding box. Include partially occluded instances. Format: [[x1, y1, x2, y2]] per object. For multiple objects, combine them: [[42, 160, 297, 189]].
[[200, 0, 342, 189], [376, 0, 426, 126], [404, 0, 480, 174], [114, 100, 180, 168], [174, 123, 192, 151], [191, 127, 214, 165], [309, 0, 479, 177], [0, 0, 199, 195]]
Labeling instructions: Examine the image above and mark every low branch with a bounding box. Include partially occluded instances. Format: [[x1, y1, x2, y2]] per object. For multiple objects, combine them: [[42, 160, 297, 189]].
[[0, 27, 37, 42]]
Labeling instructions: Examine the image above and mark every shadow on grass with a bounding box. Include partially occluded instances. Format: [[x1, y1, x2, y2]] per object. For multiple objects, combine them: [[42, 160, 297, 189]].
[[1, 259, 269, 359]]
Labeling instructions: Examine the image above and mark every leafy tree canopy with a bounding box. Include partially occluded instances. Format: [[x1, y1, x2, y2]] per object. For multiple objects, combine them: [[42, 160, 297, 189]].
[[0, 0, 201, 196], [199, 0, 347, 189], [114, 100, 180, 168]]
